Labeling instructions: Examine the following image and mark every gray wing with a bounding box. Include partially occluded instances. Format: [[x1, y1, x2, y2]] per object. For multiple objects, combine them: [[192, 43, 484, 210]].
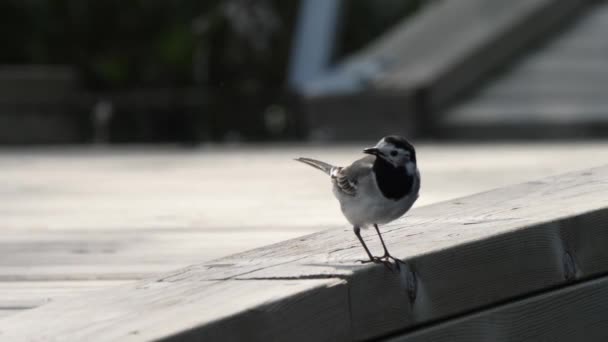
[[331, 155, 375, 196]]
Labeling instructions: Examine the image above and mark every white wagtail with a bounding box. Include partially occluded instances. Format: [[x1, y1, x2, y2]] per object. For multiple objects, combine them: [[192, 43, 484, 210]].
[[296, 135, 420, 268]]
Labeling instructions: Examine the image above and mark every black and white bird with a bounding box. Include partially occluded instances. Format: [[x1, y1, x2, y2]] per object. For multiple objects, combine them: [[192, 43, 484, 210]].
[[295, 135, 420, 268]]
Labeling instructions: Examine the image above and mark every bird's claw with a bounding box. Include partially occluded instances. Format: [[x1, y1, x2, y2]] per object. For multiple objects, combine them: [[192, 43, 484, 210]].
[[383, 253, 407, 268], [358, 255, 403, 271], [358, 257, 393, 271]]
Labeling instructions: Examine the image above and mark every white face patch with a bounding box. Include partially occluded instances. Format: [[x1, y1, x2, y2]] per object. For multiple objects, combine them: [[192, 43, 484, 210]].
[[375, 139, 410, 167]]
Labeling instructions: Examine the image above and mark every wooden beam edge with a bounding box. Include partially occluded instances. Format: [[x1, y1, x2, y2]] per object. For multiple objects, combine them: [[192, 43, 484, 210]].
[[1, 165, 608, 341], [387, 273, 608, 341]]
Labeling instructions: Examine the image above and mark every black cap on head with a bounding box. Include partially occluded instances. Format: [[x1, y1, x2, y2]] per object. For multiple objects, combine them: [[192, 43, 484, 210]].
[[383, 135, 416, 162]]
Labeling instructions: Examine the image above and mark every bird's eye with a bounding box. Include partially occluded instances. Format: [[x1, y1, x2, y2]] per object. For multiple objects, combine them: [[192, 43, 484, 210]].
[[390, 150, 398, 157]]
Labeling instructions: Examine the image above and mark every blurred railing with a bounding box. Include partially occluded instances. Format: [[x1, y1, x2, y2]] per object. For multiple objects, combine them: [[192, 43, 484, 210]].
[[0, 65, 302, 145]]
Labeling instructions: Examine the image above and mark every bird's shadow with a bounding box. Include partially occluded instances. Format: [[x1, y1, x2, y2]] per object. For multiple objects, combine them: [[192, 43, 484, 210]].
[[301, 261, 410, 276]]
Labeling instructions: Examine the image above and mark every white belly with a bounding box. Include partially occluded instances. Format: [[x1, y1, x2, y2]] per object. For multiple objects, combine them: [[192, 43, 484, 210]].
[[332, 172, 419, 228]]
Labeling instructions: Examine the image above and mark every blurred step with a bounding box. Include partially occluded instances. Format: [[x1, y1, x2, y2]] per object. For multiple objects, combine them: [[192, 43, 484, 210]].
[[441, 1, 608, 139]]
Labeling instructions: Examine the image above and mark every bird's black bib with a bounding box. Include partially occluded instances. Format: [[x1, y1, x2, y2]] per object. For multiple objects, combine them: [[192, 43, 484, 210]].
[[372, 157, 414, 200]]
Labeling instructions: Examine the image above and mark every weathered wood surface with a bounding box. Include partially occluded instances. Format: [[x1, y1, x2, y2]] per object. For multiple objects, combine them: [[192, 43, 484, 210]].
[[1, 143, 608, 320], [0, 279, 351, 342], [390, 275, 608, 341], [2, 161, 608, 341], [0, 281, 130, 309]]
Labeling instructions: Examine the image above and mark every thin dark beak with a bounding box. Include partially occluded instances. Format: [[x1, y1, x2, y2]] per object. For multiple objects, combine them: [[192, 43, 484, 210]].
[[363, 147, 380, 156]]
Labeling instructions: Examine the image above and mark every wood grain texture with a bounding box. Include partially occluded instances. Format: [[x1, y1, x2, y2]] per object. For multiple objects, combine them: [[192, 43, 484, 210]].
[[0, 309, 24, 319], [0, 281, 130, 309], [2, 143, 608, 312], [169, 165, 608, 340], [389, 275, 608, 342], [0, 279, 350, 342], [2, 162, 608, 341]]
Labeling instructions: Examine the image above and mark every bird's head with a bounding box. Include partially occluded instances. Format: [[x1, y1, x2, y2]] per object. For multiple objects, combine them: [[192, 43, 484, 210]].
[[363, 135, 416, 168]]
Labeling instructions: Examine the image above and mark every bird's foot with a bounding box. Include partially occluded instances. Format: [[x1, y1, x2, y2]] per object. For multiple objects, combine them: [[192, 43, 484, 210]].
[[358, 256, 396, 271], [382, 253, 406, 270], [358, 254, 406, 271]]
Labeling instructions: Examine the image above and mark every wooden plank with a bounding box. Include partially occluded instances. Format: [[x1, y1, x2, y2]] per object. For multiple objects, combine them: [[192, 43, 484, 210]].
[[0, 279, 350, 342], [2, 165, 608, 340], [2, 144, 608, 232], [0, 230, 303, 268], [0, 281, 130, 308], [180, 167, 608, 340], [0, 264, 186, 281], [389, 275, 608, 342], [3, 144, 608, 314], [0, 309, 24, 319], [0, 228, 308, 281]]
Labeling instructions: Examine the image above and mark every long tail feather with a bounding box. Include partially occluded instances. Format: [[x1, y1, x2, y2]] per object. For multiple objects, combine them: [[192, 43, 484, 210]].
[[294, 157, 335, 175]]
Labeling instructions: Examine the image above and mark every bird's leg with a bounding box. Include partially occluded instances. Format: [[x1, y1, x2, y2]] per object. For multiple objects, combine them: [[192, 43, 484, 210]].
[[373, 224, 391, 257], [374, 224, 406, 268], [354, 227, 374, 260], [354, 226, 393, 270]]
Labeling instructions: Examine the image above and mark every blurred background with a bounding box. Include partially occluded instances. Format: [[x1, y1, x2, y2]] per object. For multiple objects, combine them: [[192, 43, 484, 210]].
[[2, 0, 605, 145], [0, 0, 422, 144]]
